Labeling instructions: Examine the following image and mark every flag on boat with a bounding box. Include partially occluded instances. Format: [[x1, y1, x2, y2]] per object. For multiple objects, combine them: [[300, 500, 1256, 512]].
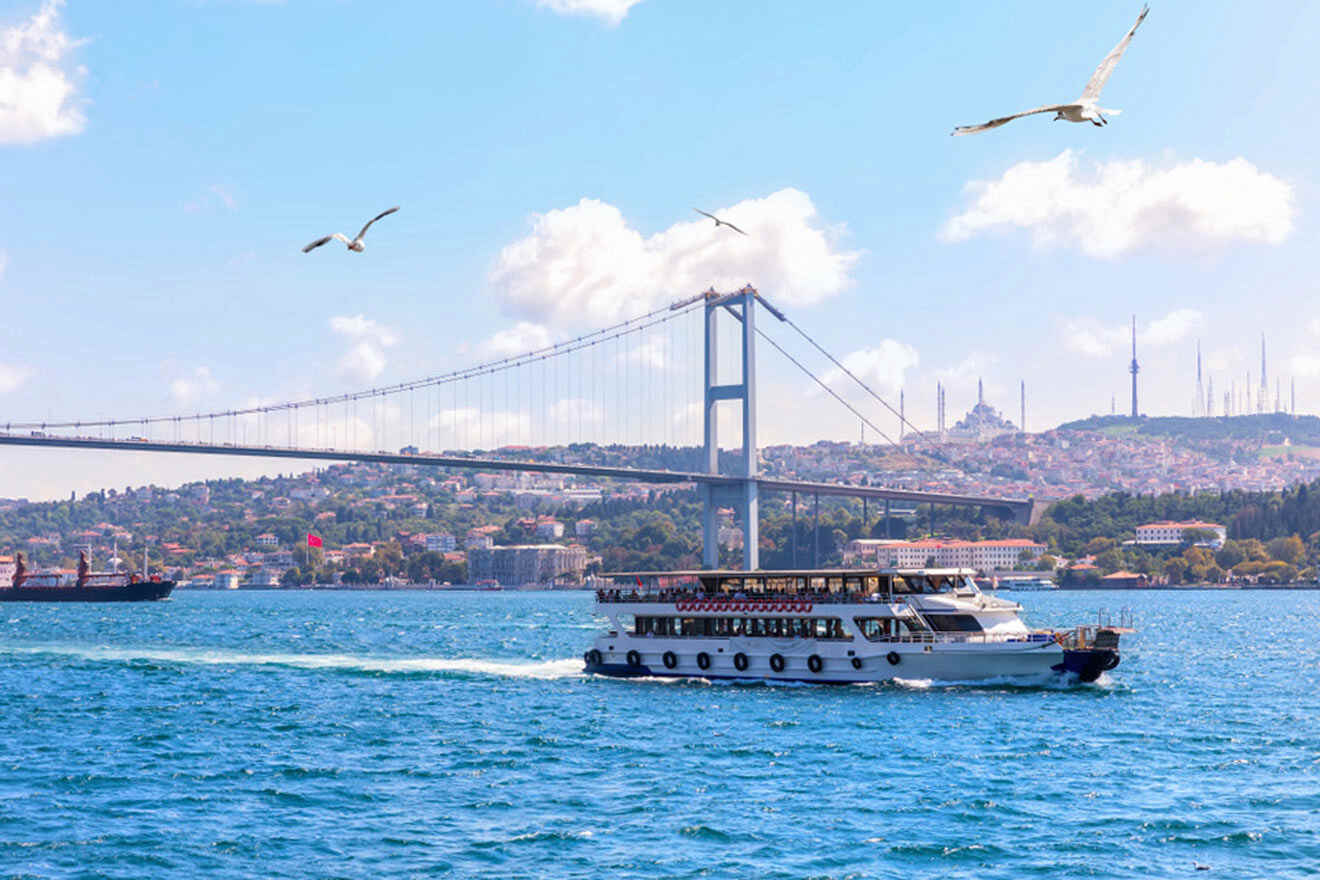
[[307, 534, 323, 548]]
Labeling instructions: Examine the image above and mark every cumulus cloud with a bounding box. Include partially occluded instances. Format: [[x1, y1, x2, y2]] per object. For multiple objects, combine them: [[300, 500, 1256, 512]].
[[822, 341, 919, 395], [1061, 309, 1204, 358], [0, 0, 87, 145], [943, 150, 1295, 258], [491, 189, 860, 329], [480, 321, 553, 358], [169, 366, 220, 404], [330, 314, 398, 382], [0, 362, 31, 393], [535, 0, 642, 26]]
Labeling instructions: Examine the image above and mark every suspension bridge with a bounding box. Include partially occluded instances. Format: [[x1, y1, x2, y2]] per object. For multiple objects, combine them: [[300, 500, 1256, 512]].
[[0, 285, 1037, 569]]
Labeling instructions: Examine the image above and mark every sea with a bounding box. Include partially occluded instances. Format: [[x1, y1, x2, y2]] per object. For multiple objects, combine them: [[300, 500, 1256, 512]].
[[1, 589, 1317, 879]]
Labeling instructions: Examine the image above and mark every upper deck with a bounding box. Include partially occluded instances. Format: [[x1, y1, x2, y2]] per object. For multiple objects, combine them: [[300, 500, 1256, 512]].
[[597, 567, 1007, 607]]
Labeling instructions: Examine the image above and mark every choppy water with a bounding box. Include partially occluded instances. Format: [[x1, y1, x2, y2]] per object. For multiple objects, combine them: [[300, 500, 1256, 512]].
[[1, 589, 1317, 879]]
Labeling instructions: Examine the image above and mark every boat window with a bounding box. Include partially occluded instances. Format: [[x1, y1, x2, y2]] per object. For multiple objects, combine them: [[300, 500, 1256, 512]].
[[855, 617, 895, 641], [926, 614, 983, 632]]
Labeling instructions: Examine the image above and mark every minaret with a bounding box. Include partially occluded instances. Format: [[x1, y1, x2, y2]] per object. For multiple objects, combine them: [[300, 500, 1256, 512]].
[[1259, 335, 1268, 414], [977, 378, 984, 407], [1195, 341, 1204, 417], [1129, 315, 1139, 418]]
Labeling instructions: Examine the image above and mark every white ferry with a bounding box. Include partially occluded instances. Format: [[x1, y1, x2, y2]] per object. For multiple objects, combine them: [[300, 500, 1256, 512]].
[[996, 575, 1059, 591], [584, 568, 1120, 684]]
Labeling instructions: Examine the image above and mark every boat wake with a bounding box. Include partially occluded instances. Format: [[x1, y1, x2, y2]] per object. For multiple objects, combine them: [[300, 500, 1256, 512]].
[[0, 643, 583, 680], [891, 671, 1115, 691]]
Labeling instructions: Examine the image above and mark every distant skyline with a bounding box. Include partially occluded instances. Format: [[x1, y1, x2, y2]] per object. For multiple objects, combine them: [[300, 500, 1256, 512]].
[[3, 0, 1319, 500]]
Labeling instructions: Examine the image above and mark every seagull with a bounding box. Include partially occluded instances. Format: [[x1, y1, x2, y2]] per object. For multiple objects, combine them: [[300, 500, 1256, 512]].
[[302, 206, 400, 253], [693, 208, 748, 236], [952, 5, 1148, 136]]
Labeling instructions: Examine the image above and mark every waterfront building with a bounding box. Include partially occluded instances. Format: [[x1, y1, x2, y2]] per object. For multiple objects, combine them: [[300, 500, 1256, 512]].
[[467, 543, 588, 586], [423, 533, 457, 553], [1133, 521, 1226, 546], [845, 538, 1045, 572]]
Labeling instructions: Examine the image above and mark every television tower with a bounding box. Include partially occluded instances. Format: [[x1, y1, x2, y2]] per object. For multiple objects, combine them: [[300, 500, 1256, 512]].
[[1129, 315, 1139, 418], [1195, 341, 1204, 417], [1259, 335, 1268, 414]]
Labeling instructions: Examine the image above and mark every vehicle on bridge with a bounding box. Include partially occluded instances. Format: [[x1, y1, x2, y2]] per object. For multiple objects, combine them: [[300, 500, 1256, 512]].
[[584, 568, 1120, 685]]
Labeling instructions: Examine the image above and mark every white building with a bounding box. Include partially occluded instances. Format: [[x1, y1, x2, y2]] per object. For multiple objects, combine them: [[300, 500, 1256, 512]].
[[424, 533, 457, 553], [845, 538, 1046, 572], [1134, 521, 1227, 546]]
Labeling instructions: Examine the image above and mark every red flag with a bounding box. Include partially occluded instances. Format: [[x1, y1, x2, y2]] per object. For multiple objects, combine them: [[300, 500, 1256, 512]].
[[635, 575, 643, 588], [307, 534, 323, 548]]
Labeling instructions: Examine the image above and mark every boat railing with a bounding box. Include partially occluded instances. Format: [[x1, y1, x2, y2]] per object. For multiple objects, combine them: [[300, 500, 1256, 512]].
[[596, 590, 923, 606], [876, 631, 1057, 646]]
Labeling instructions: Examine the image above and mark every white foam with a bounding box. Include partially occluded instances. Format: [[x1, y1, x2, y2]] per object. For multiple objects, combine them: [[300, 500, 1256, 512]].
[[0, 643, 583, 680]]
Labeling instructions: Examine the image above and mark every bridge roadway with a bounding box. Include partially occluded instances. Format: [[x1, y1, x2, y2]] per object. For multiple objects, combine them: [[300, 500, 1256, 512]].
[[0, 433, 1037, 522]]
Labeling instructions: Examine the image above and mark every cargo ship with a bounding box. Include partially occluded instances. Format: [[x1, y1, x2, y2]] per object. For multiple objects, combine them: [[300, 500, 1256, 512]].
[[2, 551, 174, 602]]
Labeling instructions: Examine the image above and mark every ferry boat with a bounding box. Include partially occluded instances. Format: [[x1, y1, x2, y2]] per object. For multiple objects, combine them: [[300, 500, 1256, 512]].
[[1, 551, 174, 602], [996, 575, 1059, 591], [584, 568, 1120, 684]]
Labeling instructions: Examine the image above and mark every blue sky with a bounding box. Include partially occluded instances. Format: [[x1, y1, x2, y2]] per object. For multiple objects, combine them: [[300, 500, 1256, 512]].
[[2, 0, 1318, 499]]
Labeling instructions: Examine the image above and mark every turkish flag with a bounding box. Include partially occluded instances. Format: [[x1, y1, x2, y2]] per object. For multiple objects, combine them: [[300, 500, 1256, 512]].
[[307, 534, 323, 548]]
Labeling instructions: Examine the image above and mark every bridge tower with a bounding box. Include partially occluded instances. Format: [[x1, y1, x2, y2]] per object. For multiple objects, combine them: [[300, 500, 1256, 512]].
[[699, 285, 767, 570]]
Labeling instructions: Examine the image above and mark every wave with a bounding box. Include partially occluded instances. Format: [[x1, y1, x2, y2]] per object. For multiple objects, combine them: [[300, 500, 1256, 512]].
[[0, 643, 583, 680]]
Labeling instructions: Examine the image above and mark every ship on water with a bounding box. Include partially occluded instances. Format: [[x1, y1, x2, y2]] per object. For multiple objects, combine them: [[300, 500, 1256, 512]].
[[585, 567, 1122, 684], [1, 550, 174, 602]]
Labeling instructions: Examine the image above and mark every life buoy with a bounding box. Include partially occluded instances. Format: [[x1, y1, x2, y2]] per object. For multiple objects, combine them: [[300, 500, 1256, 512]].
[[886, 651, 901, 666], [696, 652, 711, 670], [586, 649, 602, 667], [851, 657, 863, 670], [1102, 653, 1120, 671], [770, 653, 785, 672], [663, 651, 678, 669], [807, 654, 823, 673], [734, 652, 749, 671], [626, 650, 642, 667]]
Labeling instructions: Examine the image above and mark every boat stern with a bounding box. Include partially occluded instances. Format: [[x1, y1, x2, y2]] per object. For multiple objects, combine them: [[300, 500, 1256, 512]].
[[1052, 626, 1121, 682]]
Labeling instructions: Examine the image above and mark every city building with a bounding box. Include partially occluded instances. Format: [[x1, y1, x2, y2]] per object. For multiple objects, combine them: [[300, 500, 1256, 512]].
[[255, 533, 278, 548], [423, 533, 457, 553], [844, 538, 1046, 572], [467, 544, 589, 586], [1134, 521, 1227, 546]]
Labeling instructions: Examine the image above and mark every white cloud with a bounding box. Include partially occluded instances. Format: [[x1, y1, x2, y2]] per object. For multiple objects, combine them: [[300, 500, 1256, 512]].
[[1061, 309, 1204, 358], [329, 314, 398, 382], [535, 0, 642, 26], [491, 189, 860, 330], [822, 341, 919, 395], [480, 321, 553, 358], [0, 0, 87, 145], [0, 362, 31, 393], [943, 150, 1295, 258], [169, 366, 220, 405]]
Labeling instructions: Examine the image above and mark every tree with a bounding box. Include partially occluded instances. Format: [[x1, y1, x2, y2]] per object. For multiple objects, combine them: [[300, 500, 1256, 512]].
[[1085, 537, 1118, 556], [1163, 557, 1188, 585], [1266, 535, 1305, 565]]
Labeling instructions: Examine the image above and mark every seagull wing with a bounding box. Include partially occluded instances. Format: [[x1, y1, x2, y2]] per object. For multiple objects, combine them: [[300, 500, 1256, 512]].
[[355, 206, 400, 242], [723, 220, 749, 236], [1081, 4, 1148, 102], [302, 235, 334, 253], [693, 208, 719, 222], [952, 104, 1079, 136]]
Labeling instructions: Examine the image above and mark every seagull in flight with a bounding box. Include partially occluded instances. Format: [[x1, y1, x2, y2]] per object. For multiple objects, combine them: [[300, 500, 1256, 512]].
[[953, 5, 1148, 136], [302, 206, 400, 253], [693, 208, 748, 236]]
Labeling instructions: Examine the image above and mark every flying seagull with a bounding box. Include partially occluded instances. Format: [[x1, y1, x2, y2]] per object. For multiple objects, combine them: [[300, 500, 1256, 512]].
[[693, 208, 748, 236], [952, 5, 1148, 136], [302, 206, 400, 253]]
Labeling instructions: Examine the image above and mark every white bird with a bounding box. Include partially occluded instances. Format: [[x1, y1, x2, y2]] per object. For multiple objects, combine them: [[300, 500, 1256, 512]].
[[693, 208, 748, 236], [953, 5, 1148, 136], [302, 206, 400, 253]]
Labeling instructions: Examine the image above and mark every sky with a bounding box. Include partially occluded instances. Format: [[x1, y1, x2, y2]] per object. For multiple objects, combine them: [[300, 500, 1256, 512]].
[[2, 0, 1319, 500]]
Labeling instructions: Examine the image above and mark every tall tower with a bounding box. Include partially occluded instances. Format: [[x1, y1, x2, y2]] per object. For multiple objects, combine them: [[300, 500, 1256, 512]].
[[1195, 341, 1204, 417], [1129, 315, 1139, 418], [1259, 335, 1268, 414], [977, 378, 984, 407], [1206, 376, 1214, 418]]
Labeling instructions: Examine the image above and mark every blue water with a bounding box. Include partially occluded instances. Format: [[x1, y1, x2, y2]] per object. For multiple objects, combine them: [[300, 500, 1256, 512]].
[[1, 590, 1318, 879]]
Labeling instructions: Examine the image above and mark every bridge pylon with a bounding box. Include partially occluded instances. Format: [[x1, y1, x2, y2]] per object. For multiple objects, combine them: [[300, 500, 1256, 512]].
[[697, 284, 771, 571]]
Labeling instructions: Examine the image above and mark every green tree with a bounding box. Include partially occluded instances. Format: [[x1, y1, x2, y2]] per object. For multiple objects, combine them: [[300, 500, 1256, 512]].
[[1266, 535, 1305, 565]]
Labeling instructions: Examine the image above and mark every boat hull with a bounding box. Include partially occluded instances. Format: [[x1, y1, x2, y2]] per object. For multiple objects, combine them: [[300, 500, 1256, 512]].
[[0, 581, 175, 602], [583, 638, 1096, 685]]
